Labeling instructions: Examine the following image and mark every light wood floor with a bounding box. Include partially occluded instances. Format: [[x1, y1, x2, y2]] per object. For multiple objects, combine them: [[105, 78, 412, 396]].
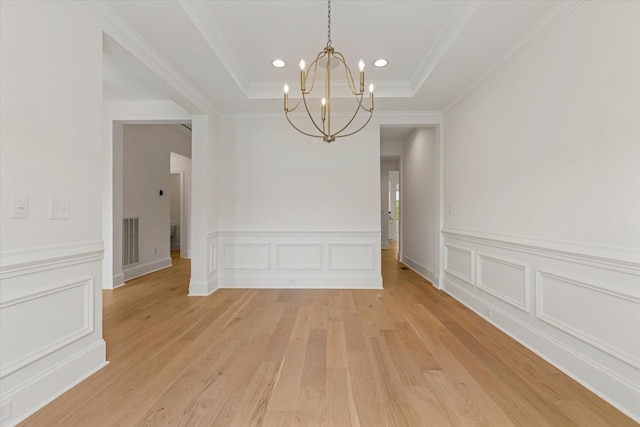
[[22, 247, 635, 426]]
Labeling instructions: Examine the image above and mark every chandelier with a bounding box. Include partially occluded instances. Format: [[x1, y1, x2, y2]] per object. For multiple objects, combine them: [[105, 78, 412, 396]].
[[283, 0, 374, 143]]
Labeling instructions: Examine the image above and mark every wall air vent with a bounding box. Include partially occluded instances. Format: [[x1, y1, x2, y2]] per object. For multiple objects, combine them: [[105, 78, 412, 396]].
[[123, 217, 139, 267]]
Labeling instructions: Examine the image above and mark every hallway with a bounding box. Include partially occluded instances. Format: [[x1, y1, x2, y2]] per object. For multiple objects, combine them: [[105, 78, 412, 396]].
[[22, 251, 634, 426]]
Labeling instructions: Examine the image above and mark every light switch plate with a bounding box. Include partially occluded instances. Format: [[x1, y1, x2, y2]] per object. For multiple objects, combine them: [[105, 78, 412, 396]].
[[50, 198, 70, 219], [10, 195, 28, 219]]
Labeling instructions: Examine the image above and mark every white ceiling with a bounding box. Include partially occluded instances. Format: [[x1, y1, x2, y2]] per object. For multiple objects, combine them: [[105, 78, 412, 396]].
[[99, 0, 563, 114]]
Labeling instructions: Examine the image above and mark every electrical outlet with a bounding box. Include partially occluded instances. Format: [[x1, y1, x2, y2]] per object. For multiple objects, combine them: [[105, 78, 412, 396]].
[[288, 279, 297, 287], [153, 247, 158, 255], [448, 204, 453, 215], [0, 400, 12, 423]]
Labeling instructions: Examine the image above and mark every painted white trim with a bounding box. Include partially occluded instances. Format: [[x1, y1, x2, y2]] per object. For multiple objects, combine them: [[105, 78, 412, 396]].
[[443, 243, 475, 285], [0, 241, 103, 279], [123, 257, 172, 281], [536, 269, 640, 369], [476, 252, 530, 312], [401, 254, 437, 286], [217, 227, 379, 235], [411, 1, 481, 92], [81, 2, 217, 114], [178, 0, 249, 96], [112, 273, 125, 289], [188, 279, 218, 297], [328, 243, 376, 271], [275, 243, 323, 270], [444, 1, 584, 114], [442, 227, 640, 275], [223, 243, 271, 270], [221, 276, 382, 290], [0, 278, 94, 378], [443, 277, 640, 423], [0, 340, 108, 427]]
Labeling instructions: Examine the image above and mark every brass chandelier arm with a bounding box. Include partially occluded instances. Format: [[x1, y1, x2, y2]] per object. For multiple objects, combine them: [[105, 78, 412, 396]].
[[332, 51, 361, 96], [284, 110, 326, 139], [335, 109, 374, 139], [303, 51, 326, 95], [301, 89, 328, 136], [331, 94, 372, 137]]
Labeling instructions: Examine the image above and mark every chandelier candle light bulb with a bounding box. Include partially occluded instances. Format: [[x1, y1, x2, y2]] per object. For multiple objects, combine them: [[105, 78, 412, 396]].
[[369, 82, 374, 109], [283, 0, 374, 143], [299, 59, 306, 91], [283, 83, 289, 111]]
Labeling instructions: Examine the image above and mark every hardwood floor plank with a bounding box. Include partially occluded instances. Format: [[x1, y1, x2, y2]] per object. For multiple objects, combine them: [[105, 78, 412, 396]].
[[20, 246, 635, 426]]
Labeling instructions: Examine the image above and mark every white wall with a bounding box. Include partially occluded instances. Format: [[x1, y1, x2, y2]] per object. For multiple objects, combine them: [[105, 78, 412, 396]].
[[122, 125, 190, 281], [443, 2, 640, 421], [401, 128, 438, 283], [0, 2, 107, 425], [216, 115, 382, 289]]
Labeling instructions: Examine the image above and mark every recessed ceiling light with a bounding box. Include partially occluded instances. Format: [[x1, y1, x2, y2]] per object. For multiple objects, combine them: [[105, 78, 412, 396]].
[[373, 58, 388, 68], [272, 59, 286, 68]]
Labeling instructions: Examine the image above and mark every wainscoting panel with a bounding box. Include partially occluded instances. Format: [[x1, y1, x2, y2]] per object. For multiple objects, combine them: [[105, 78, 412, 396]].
[[218, 230, 381, 289], [328, 243, 375, 270], [0, 278, 93, 378], [477, 253, 529, 312], [536, 270, 640, 369], [224, 242, 270, 270], [276, 243, 322, 270], [441, 227, 640, 422], [0, 242, 107, 426], [444, 244, 474, 285]]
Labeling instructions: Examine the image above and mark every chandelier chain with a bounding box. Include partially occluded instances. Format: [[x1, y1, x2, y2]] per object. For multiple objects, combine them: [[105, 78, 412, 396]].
[[327, 0, 332, 47]]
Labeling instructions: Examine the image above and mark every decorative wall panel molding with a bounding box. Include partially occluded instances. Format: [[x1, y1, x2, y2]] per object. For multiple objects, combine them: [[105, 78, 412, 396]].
[[442, 227, 640, 274], [224, 242, 270, 270], [276, 243, 322, 270], [217, 230, 381, 289], [0, 241, 103, 279], [477, 252, 530, 312], [444, 243, 474, 284], [442, 227, 640, 421], [536, 270, 640, 369], [328, 243, 376, 270], [0, 278, 94, 378]]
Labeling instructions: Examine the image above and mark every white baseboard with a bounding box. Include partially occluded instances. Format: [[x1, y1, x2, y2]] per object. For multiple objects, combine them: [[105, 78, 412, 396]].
[[188, 277, 218, 296], [218, 276, 383, 290], [401, 254, 437, 285], [123, 257, 172, 281], [171, 243, 180, 250], [444, 278, 640, 423], [1, 339, 108, 427], [111, 272, 125, 289]]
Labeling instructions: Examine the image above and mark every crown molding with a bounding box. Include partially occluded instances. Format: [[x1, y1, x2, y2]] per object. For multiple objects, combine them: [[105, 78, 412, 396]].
[[80, 0, 218, 114], [246, 80, 413, 100], [443, 0, 584, 114], [178, 0, 249, 96], [410, 1, 482, 93]]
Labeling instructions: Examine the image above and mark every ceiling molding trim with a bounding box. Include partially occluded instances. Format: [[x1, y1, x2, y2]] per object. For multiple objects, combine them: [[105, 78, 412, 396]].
[[443, 0, 584, 115], [81, 0, 218, 114], [246, 80, 414, 100], [410, 1, 482, 94], [178, 0, 249, 96], [221, 110, 442, 123]]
